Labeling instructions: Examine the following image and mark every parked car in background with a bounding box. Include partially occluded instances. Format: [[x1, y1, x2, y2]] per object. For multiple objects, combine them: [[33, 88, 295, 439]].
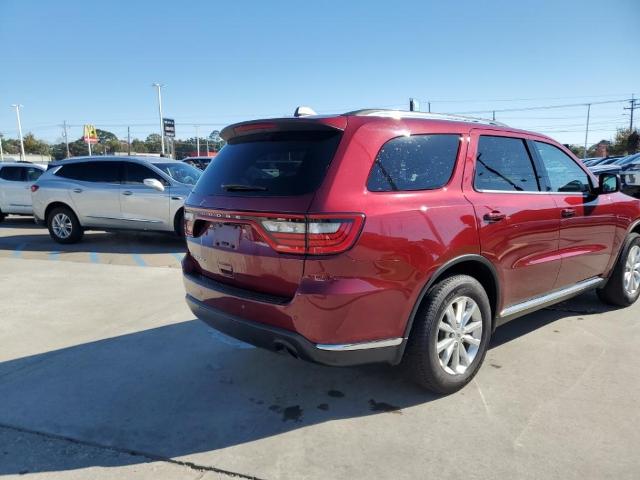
[[0, 162, 45, 221], [182, 156, 214, 170], [582, 157, 604, 167], [31, 156, 201, 243], [588, 156, 625, 174], [181, 108, 640, 394]]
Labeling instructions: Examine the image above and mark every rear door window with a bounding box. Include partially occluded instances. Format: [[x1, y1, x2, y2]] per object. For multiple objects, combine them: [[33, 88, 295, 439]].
[[56, 161, 121, 183], [474, 136, 540, 192], [367, 134, 460, 191], [193, 130, 342, 196]]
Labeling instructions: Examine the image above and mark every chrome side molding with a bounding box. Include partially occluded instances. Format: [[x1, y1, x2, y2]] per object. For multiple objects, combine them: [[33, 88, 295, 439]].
[[316, 338, 403, 351], [499, 277, 604, 322]]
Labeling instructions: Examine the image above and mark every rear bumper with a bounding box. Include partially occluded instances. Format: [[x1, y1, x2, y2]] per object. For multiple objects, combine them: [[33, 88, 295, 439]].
[[186, 294, 404, 366]]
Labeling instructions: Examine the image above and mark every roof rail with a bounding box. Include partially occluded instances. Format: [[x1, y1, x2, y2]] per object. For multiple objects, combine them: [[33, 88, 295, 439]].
[[345, 109, 507, 127]]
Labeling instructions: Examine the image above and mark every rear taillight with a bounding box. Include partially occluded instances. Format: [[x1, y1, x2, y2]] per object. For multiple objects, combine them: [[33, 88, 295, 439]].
[[184, 209, 365, 255], [30, 185, 39, 192], [260, 214, 364, 255]]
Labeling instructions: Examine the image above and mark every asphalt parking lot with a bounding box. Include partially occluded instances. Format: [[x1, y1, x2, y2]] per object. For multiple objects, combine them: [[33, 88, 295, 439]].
[[1, 217, 639, 479]]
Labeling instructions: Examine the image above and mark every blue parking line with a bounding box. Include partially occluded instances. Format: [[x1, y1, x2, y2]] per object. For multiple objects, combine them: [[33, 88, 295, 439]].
[[12, 243, 26, 258], [172, 252, 185, 262], [49, 251, 60, 261], [131, 254, 146, 266], [89, 252, 99, 264]]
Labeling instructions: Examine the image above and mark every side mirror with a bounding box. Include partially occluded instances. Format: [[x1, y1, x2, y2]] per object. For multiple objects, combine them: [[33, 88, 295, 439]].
[[598, 173, 620, 194], [143, 178, 165, 192]]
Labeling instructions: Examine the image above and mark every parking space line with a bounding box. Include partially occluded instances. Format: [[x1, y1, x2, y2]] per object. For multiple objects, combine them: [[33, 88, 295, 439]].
[[49, 251, 60, 261], [131, 254, 146, 267], [11, 243, 26, 258], [89, 252, 99, 264], [172, 253, 184, 262]]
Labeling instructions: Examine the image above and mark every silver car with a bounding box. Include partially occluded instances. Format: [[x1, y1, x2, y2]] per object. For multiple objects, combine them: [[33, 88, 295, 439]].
[[32, 156, 201, 243], [0, 162, 45, 221]]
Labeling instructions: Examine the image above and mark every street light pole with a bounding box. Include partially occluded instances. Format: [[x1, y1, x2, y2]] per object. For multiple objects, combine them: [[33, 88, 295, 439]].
[[152, 83, 166, 156], [195, 125, 200, 156], [583, 103, 591, 160], [11, 104, 25, 161], [63, 120, 70, 158]]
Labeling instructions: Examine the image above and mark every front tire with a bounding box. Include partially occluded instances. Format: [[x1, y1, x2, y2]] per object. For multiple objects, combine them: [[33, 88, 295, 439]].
[[404, 275, 492, 394], [47, 206, 83, 244], [597, 233, 640, 307]]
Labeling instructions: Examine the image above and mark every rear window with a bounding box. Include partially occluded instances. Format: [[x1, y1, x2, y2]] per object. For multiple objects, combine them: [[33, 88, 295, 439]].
[[367, 134, 461, 192], [56, 161, 120, 183], [192, 130, 342, 196], [0, 166, 25, 181]]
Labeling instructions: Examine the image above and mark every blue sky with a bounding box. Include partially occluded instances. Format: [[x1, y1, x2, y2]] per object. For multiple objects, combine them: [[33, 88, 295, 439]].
[[0, 0, 638, 145]]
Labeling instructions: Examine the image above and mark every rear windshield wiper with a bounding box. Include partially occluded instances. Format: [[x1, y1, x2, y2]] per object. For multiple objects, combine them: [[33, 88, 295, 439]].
[[222, 184, 268, 192]]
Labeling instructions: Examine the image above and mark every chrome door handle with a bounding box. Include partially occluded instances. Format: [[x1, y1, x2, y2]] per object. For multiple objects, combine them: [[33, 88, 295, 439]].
[[73, 188, 83, 193], [561, 208, 576, 218], [122, 191, 133, 196], [484, 211, 506, 223]]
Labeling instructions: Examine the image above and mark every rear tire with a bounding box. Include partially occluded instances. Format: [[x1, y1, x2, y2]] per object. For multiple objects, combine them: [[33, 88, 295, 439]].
[[597, 233, 640, 307], [403, 275, 492, 394], [47, 206, 83, 244]]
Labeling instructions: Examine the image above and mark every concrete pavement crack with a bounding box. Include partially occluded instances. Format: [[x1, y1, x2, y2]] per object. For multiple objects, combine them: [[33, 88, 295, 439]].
[[0, 423, 266, 480]]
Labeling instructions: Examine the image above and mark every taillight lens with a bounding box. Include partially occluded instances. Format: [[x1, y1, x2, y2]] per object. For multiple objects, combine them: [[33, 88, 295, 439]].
[[30, 185, 39, 192], [261, 214, 364, 255]]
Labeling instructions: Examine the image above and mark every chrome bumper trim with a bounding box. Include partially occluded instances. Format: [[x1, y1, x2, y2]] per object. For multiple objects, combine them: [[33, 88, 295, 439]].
[[315, 337, 403, 351]]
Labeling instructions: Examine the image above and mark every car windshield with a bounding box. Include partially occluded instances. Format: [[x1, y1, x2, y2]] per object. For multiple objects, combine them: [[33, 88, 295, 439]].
[[155, 162, 202, 185]]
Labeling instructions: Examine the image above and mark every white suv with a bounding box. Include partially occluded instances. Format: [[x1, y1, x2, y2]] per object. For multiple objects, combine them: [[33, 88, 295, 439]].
[[0, 162, 45, 221], [31, 156, 201, 243]]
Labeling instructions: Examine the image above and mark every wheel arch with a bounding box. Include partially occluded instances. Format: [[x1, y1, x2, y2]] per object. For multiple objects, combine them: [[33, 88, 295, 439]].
[[45, 201, 79, 223], [400, 255, 500, 354], [173, 207, 184, 236]]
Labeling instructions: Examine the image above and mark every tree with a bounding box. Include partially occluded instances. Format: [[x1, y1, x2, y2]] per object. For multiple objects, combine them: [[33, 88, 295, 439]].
[[130, 139, 148, 153], [145, 134, 162, 153], [608, 128, 640, 156], [22, 133, 50, 155]]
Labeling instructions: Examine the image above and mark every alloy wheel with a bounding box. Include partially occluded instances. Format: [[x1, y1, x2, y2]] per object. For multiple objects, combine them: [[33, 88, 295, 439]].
[[52, 213, 73, 239], [624, 245, 640, 296], [435, 296, 483, 375]]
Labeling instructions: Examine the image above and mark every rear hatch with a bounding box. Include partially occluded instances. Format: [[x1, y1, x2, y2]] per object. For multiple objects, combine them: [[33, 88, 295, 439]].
[[184, 117, 355, 299]]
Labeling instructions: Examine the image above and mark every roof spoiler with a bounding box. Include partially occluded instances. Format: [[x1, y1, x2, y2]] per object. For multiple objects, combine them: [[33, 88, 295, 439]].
[[220, 116, 347, 142]]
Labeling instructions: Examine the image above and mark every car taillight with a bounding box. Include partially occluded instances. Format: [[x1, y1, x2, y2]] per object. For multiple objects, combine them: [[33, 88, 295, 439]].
[[260, 214, 364, 255], [30, 185, 39, 192]]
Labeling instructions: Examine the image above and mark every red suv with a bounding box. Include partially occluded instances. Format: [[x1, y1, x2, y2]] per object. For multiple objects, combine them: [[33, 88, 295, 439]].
[[182, 109, 640, 393]]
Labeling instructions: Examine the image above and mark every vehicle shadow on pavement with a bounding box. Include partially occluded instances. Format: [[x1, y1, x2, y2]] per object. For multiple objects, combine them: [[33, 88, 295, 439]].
[[0, 217, 185, 255], [0, 320, 431, 476], [0, 293, 614, 476]]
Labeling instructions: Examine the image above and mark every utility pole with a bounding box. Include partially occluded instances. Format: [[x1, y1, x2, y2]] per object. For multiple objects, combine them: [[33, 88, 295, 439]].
[[195, 125, 200, 156], [583, 103, 591, 160], [62, 120, 70, 158], [492, 111, 496, 121], [152, 83, 166, 156], [205, 136, 209, 155], [127, 126, 131, 155], [11, 104, 25, 161], [428, 101, 431, 113], [624, 94, 639, 130], [0, 132, 4, 162]]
